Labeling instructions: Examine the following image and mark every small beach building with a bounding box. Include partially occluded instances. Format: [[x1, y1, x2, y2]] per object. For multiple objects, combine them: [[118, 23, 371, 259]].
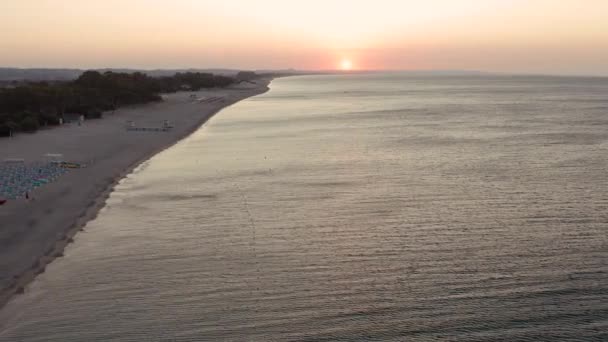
[[62, 113, 82, 124]]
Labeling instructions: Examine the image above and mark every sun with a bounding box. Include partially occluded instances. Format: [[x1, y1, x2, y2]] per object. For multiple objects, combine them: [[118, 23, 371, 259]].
[[340, 59, 353, 71]]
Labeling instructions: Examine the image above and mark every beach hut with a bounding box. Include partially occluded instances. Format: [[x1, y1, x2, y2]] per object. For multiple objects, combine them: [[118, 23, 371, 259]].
[[3, 158, 25, 163], [163, 120, 173, 130], [44, 153, 64, 164], [62, 113, 82, 124]]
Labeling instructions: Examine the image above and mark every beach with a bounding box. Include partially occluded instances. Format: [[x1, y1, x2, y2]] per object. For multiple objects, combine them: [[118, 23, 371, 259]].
[[0, 78, 271, 308], [1, 74, 607, 340]]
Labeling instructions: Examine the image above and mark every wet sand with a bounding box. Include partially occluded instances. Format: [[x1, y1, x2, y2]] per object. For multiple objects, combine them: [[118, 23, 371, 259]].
[[0, 79, 271, 308]]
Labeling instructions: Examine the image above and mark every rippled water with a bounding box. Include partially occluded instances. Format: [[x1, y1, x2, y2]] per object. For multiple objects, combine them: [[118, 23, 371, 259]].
[[1, 74, 608, 341]]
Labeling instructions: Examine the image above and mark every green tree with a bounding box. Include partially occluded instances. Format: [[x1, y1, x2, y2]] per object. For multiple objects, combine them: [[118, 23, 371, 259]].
[[19, 116, 40, 132]]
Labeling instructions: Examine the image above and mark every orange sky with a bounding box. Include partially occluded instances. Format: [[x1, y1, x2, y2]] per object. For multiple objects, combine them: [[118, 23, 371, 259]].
[[1, 0, 608, 75]]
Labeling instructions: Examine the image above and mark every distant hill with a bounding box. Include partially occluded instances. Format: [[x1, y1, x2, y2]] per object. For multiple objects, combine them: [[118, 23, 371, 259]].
[[0, 68, 83, 81], [105, 68, 244, 77], [0, 68, 250, 81]]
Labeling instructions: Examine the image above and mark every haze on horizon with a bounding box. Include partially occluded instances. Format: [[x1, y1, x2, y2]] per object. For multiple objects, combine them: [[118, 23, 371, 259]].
[[2, 0, 608, 76]]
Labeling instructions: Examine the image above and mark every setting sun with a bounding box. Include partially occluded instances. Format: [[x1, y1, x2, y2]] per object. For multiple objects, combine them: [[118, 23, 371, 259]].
[[340, 59, 353, 70]]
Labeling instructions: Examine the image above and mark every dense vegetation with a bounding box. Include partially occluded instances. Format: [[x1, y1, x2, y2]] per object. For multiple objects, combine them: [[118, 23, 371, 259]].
[[0, 71, 235, 137]]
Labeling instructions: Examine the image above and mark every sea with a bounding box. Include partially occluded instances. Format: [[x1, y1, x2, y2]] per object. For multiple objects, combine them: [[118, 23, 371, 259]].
[[1, 73, 607, 341]]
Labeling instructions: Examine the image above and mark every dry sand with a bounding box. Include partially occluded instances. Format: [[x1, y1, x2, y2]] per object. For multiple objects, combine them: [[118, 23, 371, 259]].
[[0, 79, 271, 307]]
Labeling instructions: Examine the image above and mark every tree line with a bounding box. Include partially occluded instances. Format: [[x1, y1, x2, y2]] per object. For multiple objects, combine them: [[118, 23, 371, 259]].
[[0, 70, 236, 136]]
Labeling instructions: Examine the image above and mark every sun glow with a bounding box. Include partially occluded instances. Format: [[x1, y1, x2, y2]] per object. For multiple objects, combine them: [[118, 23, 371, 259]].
[[340, 59, 353, 70]]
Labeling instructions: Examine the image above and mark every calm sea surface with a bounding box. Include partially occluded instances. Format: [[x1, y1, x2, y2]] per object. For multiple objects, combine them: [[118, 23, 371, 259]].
[[1, 74, 608, 341]]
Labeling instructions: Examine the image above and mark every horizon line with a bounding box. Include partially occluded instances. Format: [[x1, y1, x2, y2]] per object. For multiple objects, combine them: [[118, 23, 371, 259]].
[[1, 66, 607, 79]]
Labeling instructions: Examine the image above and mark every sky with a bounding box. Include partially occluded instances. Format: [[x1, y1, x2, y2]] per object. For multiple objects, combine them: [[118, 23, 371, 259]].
[[1, 0, 608, 75]]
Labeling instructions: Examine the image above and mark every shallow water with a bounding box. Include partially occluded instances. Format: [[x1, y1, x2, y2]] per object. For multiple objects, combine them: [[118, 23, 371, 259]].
[[1, 74, 608, 341]]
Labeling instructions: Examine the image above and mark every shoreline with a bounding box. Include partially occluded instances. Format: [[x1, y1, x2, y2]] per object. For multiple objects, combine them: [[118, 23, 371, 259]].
[[0, 78, 272, 309]]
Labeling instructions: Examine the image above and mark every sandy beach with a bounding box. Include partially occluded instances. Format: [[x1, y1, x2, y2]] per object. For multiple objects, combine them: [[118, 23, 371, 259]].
[[0, 78, 271, 308]]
